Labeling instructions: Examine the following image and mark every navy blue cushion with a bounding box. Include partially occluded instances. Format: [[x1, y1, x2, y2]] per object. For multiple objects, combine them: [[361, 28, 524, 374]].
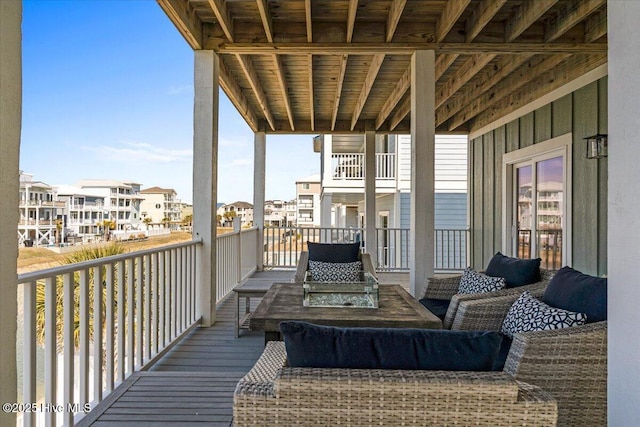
[[280, 321, 503, 371], [419, 298, 450, 320], [542, 266, 607, 323], [485, 252, 541, 288], [307, 242, 360, 263]]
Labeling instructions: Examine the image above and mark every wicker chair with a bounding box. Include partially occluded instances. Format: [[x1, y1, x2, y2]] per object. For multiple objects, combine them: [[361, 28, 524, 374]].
[[452, 293, 607, 427], [293, 250, 376, 284], [233, 341, 558, 427], [424, 269, 555, 329]]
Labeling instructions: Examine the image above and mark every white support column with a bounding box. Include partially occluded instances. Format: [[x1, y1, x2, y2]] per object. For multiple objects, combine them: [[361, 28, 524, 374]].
[[320, 193, 332, 242], [0, 2, 21, 424], [322, 135, 333, 183], [409, 50, 435, 298], [609, 2, 640, 425], [193, 50, 219, 327], [364, 129, 377, 266], [253, 131, 266, 270]]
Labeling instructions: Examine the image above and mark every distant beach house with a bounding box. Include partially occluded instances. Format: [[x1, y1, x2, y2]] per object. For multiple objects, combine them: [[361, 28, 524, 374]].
[[140, 186, 182, 230], [55, 184, 105, 244], [18, 171, 65, 247], [76, 179, 144, 232], [217, 201, 254, 226]]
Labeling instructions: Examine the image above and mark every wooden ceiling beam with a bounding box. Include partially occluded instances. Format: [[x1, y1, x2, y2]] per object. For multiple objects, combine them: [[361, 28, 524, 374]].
[[505, 0, 557, 42], [218, 59, 259, 132], [389, 96, 410, 131], [215, 42, 607, 55], [308, 54, 314, 131], [436, 0, 471, 42], [255, 0, 294, 130], [386, 0, 407, 42], [157, 0, 202, 49], [347, 0, 359, 43], [256, 0, 274, 43], [471, 53, 607, 132], [435, 53, 496, 109], [545, 0, 606, 42], [331, 55, 348, 131], [449, 53, 570, 130], [270, 119, 410, 134], [305, 0, 312, 42], [585, 10, 607, 43], [351, 54, 386, 130], [236, 54, 275, 131], [375, 65, 410, 130], [436, 54, 534, 126], [435, 54, 458, 80], [273, 55, 295, 131], [208, 0, 234, 42], [465, 0, 507, 42]]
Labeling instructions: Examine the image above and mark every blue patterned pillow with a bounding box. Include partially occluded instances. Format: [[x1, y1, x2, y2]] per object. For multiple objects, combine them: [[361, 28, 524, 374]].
[[458, 267, 506, 294], [308, 260, 361, 282], [501, 291, 587, 338]]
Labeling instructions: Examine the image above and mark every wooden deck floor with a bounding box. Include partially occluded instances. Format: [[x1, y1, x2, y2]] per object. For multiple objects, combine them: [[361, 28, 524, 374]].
[[78, 270, 294, 427], [78, 270, 410, 426]]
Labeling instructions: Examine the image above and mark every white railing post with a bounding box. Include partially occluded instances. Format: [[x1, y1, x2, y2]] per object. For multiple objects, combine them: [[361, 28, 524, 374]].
[[23, 282, 36, 427], [93, 265, 103, 402], [63, 273, 74, 427], [44, 277, 56, 427], [79, 269, 90, 407]]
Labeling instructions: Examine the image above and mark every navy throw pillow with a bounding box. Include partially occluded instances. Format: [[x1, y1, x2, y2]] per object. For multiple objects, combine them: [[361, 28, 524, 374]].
[[307, 242, 360, 263], [542, 266, 607, 323], [485, 252, 541, 288], [280, 321, 503, 371]]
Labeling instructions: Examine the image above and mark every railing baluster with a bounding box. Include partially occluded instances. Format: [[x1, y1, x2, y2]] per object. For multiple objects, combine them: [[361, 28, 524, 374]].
[[105, 263, 114, 392], [117, 260, 125, 383], [126, 258, 135, 375], [144, 254, 151, 364], [171, 249, 177, 339], [63, 272, 75, 427], [23, 281, 36, 427], [93, 265, 103, 402], [152, 252, 159, 356], [136, 256, 144, 369], [79, 269, 90, 408], [44, 276, 57, 427]]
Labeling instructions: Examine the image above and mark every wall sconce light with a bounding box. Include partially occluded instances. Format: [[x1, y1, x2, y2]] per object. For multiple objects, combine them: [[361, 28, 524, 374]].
[[584, 134, 608, 159]]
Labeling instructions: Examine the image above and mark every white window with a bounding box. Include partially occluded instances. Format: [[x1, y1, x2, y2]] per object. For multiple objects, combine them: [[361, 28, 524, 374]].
[[502, 133, 572, 270]]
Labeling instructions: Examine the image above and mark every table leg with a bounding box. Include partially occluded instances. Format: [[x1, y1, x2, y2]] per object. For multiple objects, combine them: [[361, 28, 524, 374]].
[[235, 292, 240, 338]]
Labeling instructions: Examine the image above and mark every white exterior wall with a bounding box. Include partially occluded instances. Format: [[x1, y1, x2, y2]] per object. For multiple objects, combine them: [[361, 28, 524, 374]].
[[609, 2, 640, 424], [0, 1, 21, 422], [140, 193, 166, 224]]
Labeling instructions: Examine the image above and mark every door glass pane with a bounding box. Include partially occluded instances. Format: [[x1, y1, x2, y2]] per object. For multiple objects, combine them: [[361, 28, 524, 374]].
[[536, 157, 563, 270], [516, 165, 533, 259]]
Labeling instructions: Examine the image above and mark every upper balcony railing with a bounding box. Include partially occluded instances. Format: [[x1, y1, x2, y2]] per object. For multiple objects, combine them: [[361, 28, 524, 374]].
[[330, 153, 396, 180], [20, 200, 66, 208]]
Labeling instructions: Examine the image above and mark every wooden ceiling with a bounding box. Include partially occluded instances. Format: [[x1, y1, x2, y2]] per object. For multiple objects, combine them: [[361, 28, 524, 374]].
[[158, 0, 607, 134]]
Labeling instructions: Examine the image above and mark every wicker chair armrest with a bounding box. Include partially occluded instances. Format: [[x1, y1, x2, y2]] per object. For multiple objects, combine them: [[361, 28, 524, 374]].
[[293, 251, 309, 284], [504, 322, 607, 425], [234, 341, 287, 398], [423, 274, 462, 300], [444, 281, 549, 328], [450, 285, 543, 331]]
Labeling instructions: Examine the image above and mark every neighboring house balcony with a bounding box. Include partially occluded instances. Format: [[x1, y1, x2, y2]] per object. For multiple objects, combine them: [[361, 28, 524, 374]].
[[19, 200, 66, 208], [18, 219, 57, 227], [324, 153, 396, 189]]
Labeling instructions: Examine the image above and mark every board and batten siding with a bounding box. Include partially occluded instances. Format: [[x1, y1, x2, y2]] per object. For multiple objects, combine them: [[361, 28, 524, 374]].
[[468, 77, 608, 276]]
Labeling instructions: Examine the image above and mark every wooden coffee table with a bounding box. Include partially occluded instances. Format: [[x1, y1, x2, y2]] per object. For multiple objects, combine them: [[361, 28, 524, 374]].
[[249, 282, 442, 343]]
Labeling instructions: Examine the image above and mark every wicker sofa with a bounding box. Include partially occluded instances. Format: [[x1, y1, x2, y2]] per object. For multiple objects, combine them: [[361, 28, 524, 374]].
[[452, 292, 607, 426], [423, 269, 555, 329], [293, 250, 376, 284], [233, 341, 558, 427]]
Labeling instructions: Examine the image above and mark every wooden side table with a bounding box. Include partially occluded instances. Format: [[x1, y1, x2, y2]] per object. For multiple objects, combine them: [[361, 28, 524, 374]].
[[233, 280, 274, 337]]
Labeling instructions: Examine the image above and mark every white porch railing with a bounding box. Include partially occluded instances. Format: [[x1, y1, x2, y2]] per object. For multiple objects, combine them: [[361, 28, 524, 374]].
[[16, 240, 201, 427], [331, 153, 396, 180], [263, 226, 467, 272], [215, 227, 259, 303]]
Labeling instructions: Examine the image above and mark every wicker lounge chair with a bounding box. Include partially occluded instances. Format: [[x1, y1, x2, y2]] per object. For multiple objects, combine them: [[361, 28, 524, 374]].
[[452, 293, 607, 426], [233, 341, 558, 427], [423, 269, 554, 329]]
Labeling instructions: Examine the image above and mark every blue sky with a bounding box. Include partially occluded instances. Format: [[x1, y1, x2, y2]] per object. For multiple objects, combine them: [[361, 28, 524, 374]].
[[20, 0, 320, 204]]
